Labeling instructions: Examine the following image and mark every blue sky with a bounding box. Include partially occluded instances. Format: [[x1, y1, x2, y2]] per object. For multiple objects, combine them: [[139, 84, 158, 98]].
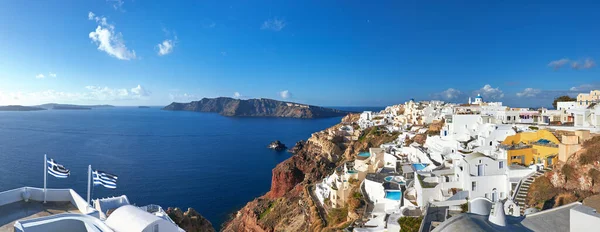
[[0, 0, 599, 107]]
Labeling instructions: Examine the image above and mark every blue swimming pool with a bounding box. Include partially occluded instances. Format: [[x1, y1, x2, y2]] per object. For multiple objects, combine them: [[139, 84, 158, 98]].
[[348, 170, 358, 174], [358, 152, 371, 158], [385, 191, 402, 200], [384, 176, 393, 182], [412, 163, 427, 171]]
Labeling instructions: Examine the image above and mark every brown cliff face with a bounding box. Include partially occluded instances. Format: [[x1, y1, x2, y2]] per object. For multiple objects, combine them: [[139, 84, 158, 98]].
[[223, 113, 401, 232], [166, 207, 215, 232]]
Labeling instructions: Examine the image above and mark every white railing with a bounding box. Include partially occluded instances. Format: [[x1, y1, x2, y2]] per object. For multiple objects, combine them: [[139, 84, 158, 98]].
[[0, 187, 98, 216], [511, 171, 537, 200]]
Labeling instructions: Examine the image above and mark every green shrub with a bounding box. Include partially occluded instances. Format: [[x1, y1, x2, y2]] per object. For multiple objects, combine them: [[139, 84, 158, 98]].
[[460, 203, 468, 213], [527, 176, 558, 207], [398, 216, 423, 232], [327, 207, 349, 225], [579, 136, 600, 165], [589, 169, 600, 187], [561, 164, 575, 182]]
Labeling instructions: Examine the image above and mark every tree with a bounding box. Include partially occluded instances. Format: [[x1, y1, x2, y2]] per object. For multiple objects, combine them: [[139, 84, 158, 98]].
[[552, 95, 576, 109]]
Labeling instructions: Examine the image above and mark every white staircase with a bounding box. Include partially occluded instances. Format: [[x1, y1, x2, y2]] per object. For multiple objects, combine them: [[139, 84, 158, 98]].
[[513, 168, 551, 215]]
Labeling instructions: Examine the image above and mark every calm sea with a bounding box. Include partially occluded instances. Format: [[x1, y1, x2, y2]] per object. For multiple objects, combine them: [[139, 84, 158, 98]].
[[0, 106, 380, 227]]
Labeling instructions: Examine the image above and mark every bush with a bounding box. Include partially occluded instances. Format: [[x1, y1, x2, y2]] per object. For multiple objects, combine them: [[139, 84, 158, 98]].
[[398, 216, 423, 232], [561, 164, 575, 182], [327, 207, 349, 225], [554, 193, 577, 208], [529, 126, 539, 130], [580, 136, 600, 165], [460, 203, 468, 213], [589, 169, 600, 187], [528, 176, 559, 207]]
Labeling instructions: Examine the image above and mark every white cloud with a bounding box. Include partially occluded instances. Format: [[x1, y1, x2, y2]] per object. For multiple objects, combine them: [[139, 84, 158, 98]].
[[571, 58, 596, 70], [88, 12, 136, 60], [107, 0, 124, 11], [233, 92, 242, 98], [35, 74, 45, 79], [261, 18, 286, 31], [548, 58, 570, 70], [516, 88, 541, 97], [474, 84, 504, 100], [570, 84, 599, 92], [130, 85, 150, 96], [0, 85, 150, 105], [157, 39, 175, 56], [49, 72, 57, 78], [169, 93, 200, 102], [279, 90, 291, 99], [439, 88, 463, 100]]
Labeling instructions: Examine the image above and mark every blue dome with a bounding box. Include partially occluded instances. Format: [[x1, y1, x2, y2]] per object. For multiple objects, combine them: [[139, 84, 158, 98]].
[[475, 94, 483, 99]]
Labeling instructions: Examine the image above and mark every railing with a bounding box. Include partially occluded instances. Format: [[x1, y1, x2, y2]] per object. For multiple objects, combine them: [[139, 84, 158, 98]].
[[511, 171, 537, 201], [499, 144, 532, 150]]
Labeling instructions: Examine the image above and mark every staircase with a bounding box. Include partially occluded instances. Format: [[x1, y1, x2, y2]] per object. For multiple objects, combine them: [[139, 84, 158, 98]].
[[513, 168, 551, 215]]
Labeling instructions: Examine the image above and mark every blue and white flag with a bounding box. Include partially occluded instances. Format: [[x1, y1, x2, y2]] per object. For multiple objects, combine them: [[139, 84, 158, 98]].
[[47, 159, 69, 178], [92, 170, 118, 189]]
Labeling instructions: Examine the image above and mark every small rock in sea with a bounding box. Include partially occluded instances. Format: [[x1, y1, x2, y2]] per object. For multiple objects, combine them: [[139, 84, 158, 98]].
[[288, 140, 306, 153], [268, 140, 287, 151]]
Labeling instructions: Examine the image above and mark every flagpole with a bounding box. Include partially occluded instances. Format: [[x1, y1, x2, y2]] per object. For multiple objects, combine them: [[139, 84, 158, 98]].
[[43, 154, 47, 204], [87, 165, 91, 205]]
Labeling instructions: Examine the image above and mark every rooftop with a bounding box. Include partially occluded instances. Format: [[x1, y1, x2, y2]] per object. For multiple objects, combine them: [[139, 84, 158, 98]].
[[432, 202, 582, 232], [0, 200, 79, 232]]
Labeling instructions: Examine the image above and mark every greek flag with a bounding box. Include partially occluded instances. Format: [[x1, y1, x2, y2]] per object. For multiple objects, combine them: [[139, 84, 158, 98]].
[[47, 159, 69, 178], [92, 170, 118, 189]]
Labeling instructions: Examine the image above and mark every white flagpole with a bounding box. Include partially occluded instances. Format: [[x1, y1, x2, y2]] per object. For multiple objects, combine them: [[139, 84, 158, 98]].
[[43, 154, 47, 204], [87, 165, 91, 205]]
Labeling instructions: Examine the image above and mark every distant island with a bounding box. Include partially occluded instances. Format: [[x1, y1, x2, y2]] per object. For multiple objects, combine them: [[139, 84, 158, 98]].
[[36, 103, 114, 110], [138, 106, 151, 108], [0, 105, 46, 111], [162, 97, 350, 118]]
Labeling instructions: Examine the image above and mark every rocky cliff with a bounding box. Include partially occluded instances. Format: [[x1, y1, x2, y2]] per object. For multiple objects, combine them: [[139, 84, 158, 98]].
[[222, 113, 400, 231], [162, 97, 349, 118], [527, 134, 600, 210], [166, 207, 216, 232]]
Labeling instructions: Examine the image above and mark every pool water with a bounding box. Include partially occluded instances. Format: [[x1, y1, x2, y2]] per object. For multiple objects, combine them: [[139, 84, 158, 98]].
[[358, 152, 371, 157], [412, 163, 427, 171], [385, 191, 402, 200], [348, 170, 358, 174]]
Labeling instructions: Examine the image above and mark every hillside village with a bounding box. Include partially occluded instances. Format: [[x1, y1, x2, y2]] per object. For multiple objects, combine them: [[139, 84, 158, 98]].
[[312, 90, 600, 232]]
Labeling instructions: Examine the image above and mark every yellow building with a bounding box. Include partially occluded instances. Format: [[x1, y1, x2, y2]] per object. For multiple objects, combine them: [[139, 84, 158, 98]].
[[501, 130, 560, 167], [577, 90, 600, 107]]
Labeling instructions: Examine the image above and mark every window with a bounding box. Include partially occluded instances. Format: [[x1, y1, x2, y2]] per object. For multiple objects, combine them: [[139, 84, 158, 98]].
[[153, 224, 159, 232], [490, 141, 493, 146], [500, 192, 504, 199], [485, 193, 489, 199], [499, 161, 504, 169], [472, 181, 477, 191]]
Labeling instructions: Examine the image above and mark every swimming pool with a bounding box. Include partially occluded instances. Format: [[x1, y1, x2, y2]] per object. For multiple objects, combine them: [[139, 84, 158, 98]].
[[385, 191, 402, 201], [348, 170, 358, 174], [412, 163, 427, 171], [358, 152, 371, 158]]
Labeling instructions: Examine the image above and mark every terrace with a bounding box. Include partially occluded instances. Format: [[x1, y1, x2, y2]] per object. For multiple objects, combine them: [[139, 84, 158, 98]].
[[0, 187, 97, 232]]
